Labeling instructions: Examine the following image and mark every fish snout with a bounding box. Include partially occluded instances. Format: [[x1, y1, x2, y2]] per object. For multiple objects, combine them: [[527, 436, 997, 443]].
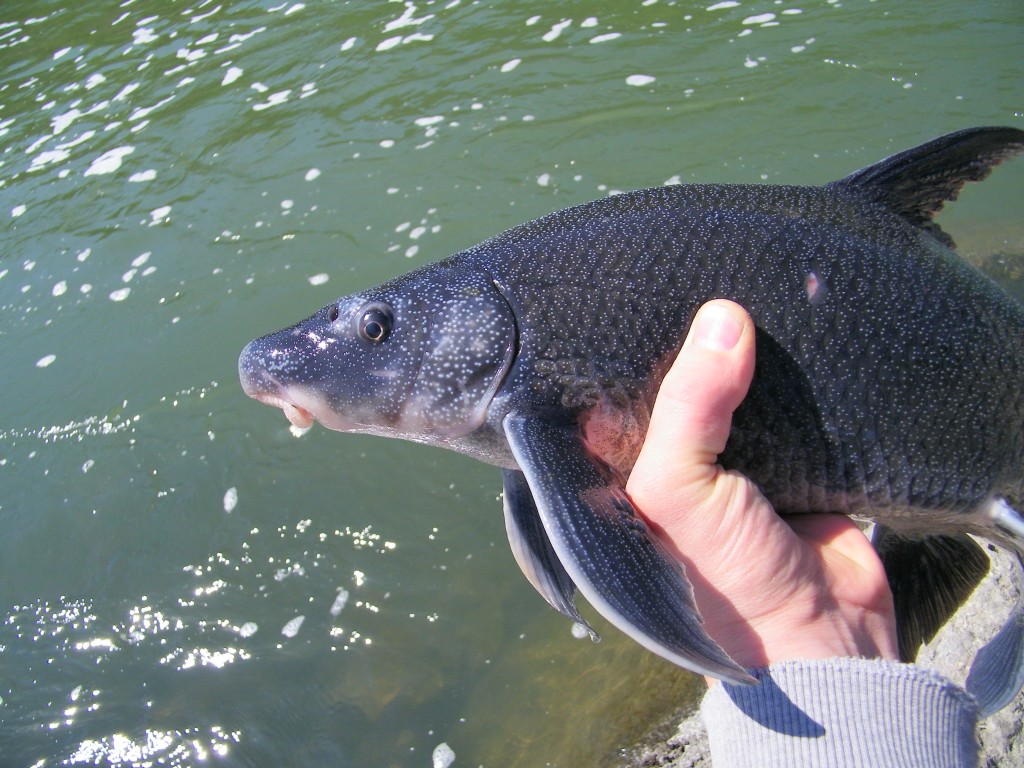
[[238, 338, 317, 429]]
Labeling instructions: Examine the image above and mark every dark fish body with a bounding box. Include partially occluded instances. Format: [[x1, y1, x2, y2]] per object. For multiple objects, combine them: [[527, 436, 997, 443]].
[[240, 127, 1024, 713], [461, 180, 1024, 519]]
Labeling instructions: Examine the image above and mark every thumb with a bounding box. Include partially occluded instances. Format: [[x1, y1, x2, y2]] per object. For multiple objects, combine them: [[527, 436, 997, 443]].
[[628, 299, 756, 510]]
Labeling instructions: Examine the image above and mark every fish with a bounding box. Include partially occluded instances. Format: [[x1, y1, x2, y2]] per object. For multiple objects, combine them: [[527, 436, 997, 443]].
[[239, 127, 1024, 714]]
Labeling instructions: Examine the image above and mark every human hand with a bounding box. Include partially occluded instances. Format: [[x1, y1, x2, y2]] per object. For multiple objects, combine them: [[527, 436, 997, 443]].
[[626, 300, 899, 682]]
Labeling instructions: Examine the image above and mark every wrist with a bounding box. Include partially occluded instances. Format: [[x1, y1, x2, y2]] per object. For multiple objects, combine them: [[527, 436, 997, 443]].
[[704, 608, 899, 686]]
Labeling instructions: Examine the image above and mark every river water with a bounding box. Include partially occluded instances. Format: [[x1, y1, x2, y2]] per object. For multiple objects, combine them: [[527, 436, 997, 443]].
[[1, 1, 1021, 766]]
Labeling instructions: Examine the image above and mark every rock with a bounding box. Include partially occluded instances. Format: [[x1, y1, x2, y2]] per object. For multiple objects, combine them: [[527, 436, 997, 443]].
[[918, 544, 1024, 766]]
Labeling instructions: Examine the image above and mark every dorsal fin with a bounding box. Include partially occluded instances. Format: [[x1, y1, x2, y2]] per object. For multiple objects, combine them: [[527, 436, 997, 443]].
[[829, 126, 1024, 248]]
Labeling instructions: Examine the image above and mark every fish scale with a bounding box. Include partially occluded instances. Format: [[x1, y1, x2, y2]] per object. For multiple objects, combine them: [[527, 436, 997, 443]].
[[240, 127, 1024, 714]]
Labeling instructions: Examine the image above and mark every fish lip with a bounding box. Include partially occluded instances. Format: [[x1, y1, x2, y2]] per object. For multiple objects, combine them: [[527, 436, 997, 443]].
[[256, 390, 316, 429], [240, 366, 318, 430]]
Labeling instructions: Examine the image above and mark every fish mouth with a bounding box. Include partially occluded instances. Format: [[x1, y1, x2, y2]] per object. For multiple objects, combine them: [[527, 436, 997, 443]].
[[240, 357, 363, 432], [239, 366, 316, 429], [239, 337, 326, 430], [252, 389, 316, 429]]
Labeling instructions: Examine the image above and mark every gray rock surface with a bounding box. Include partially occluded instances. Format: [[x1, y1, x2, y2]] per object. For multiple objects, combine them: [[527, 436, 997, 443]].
[[619, 543, 1024, 767]]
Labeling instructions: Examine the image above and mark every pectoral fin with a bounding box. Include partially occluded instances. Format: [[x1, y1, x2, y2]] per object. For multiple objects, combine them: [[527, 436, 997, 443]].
[[965, 587, 1024, 717], [966, 499, 1024, 716], [502, 468, 598, 641], [503, 411, 754, 684]]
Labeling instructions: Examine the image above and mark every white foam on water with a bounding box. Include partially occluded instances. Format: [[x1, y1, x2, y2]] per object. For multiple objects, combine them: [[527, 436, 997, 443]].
[[281, 615, 305, 637], [543, 19, 572, 42], [384, 3, 434, 32], [109, 287, 131, 302], [537, 173, 551, 187], [743, 13, 776, 25], [500, 58, 521, 73], [222, 487, 238, 513], [377, 35, 402, 51], [133, 27, 158, 46], [12, 204, 27, 217], [308, 273, 329, 286], [51, 107, 81, 135], [60, 129, 94, 150], [52, 281, 67, 297], [341, 37, 357, 51], [581, 17, 598, 27], [36, 354, 57, 368], [29, 149, 68, 173], [132, 252, 151, 268], [590, 33, 621, 43], [221, 66, 243, 86], [252, 90, 291, 111], [432, 743, 456, 768], [129, 95, 176, 123], [149, 206, 171, 224], [237, 622, 258, 638], [129, 169, 156, 182], [113, 83, 140, 102], [706, 1, 740, 9], [84, 145, 133, 176], [304, 168, 320, 181], [626, 74, 656, 86], [330, 589, 349, 616]]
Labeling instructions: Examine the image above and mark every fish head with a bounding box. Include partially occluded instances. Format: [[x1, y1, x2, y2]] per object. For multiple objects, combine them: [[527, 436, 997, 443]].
[[238, 265, 517, 443]]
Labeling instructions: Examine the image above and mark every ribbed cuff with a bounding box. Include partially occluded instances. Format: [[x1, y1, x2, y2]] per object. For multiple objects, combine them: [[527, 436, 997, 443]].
[[701, 657, 979, 768]]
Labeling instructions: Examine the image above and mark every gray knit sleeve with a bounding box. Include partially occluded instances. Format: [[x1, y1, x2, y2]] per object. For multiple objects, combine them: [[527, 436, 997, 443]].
[[700, 657, 979, 768]]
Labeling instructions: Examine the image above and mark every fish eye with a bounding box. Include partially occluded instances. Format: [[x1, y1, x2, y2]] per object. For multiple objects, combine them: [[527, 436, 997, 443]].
[[327, 304, 340, 322], [359, 306, 392, 343]]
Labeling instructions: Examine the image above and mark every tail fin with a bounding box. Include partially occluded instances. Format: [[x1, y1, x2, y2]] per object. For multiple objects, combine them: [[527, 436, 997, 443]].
[[871, 527, 989, 661], [829, 126, 1024, 248]]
